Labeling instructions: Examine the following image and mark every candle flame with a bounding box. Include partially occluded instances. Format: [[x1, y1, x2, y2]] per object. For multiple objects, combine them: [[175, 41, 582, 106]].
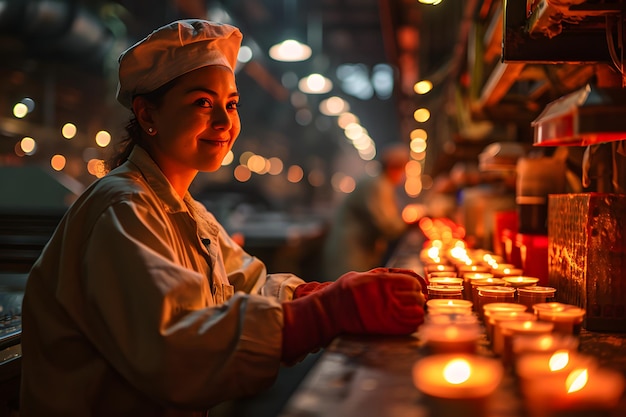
[[523, 321, 533, 329], [447, 300, 454, 306], [503, 268, 511, 274], [443, 359, 471, 384], [549, 350, 570, 371], [566, 368, 588, 393]]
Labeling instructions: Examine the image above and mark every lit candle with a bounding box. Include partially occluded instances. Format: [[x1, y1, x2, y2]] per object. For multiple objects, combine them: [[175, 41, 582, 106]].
[[516, 286, 556, 311], [457, 264, 491, 276], [521, 361, 624, 417], [533, 303, 585, 335], [462, 272, 494, 304], [413, 354, 504, 417], [418, 322, 482, 354], [482, 303, 528, 340], [512, 333, 579, 372], [428, 271, 459, 279], [470, 278, 505, 312], [499, 320, 554, 367], [488, 311, 536, 355], [476, 286, 516, 319], [502, 276, 539, 289], [426, 299, 473, 315], [427, 285, 464, 300], [429, 277, 464, 286], [491, 266, 524, 278]]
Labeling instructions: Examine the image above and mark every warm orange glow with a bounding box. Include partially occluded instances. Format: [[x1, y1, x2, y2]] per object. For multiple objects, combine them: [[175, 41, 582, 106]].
[[549, 350, 570, 371], [50, 154, 66, 171], [566, 368, 588, 393], [443, 359, 471, 384]]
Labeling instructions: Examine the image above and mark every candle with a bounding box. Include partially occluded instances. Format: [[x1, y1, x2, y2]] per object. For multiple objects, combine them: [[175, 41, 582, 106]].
[[424, 263, 456, 274], [418, 322, 482, 354], [512, 333, 579, 373], [427, 299, 473, 315], [426, 312, 479, 326], [457, 264, 491, 276], [471, 278, 505, 312], [516, 351, 598, 384], [429, 277, 464, 286], [488, 311, 536, 355], [535, 367, 625, 416], [517, 286, 556, 311], [427, 285, 464, 300], [520, 359, 624, 417], [502, 276, 539, 289], [462, 272, 494, 304], [533, 303, 585, 335], [428, 271, 459, 279], [476, 286, 516, 319], [499, 320, 554, 367], [482, 303, 528, 340], [413, 354, 504, 417]]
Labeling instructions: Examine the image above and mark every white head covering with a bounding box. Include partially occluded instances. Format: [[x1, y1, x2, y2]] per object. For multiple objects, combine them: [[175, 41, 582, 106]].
[[116, 19, 243, 109]]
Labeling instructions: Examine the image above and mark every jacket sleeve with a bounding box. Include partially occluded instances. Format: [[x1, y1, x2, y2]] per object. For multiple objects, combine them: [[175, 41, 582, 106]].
[[210, 208, 306, 301], [74, 196, 286, 409]]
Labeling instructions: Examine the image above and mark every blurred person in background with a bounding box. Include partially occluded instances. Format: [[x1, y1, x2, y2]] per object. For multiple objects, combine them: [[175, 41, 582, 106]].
[[323, 144, 412, 280], [19, 20, 426, 417]]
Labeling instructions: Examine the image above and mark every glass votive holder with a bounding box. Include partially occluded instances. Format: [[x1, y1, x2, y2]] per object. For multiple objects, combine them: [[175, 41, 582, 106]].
[[418, 322, 483, 354], [462, 272, 494, 304], [489, 311, 537, 355], [476, 286, 516, 319], [512, 333, 579, 374], [425, 312, 479, 326], [424, 263, 456, 275], [499, 320, 554, 367], [429, 277, 464, 287], [470, 277, 505, 312], [412, 354, 504, 417], [525, 366, 626, 417], [427, 299, 473, 315], [427, 285, 464, 300], [502, 276, 539, 289], [517, 286, 556, 311], [533, 303, 585, 335], [457, 264, 492, 276], [483, 303, 528, 340], [428, 271, 459, 279], [516, 351, 599, 400], [539, 307, 586, 335]]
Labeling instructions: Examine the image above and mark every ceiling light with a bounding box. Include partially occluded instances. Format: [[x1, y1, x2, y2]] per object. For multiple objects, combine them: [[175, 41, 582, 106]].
[[298, 73, 333, 94], [269, 39, 312, 62]]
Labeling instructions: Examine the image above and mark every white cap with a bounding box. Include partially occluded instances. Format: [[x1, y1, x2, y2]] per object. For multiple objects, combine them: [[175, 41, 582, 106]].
[[116, 19, 243, 109]]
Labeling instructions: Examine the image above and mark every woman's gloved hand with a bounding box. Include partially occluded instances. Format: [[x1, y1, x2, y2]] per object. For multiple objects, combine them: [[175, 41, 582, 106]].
[[281, 267, 426, 364]]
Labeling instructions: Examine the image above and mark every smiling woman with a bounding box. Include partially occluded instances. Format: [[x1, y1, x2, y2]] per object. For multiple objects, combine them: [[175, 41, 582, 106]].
[[19, 18, 427, 417]]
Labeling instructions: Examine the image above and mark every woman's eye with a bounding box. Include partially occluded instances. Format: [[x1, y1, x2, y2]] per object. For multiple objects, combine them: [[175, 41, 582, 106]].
[[195, 98, 212, 108], [227, 100, 241, 110]]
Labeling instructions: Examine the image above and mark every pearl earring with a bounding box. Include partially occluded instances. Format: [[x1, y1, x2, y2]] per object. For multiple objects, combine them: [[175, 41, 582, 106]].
[[148, 127, 155, 134]]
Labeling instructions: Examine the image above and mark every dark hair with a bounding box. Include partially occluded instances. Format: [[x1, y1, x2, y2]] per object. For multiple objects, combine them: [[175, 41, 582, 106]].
[[106, 79, 178, 171]]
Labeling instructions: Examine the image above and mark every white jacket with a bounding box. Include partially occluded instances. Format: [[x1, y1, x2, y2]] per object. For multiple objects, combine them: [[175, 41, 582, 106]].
[[20, 146, 304, 417]]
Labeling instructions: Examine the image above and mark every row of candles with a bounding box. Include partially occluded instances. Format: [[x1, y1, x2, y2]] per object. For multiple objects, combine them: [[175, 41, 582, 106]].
[[410, 237, 625, 417]]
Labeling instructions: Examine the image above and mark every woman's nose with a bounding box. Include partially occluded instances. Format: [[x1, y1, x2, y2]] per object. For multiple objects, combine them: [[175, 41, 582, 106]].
[[211, 106, 232, 130]]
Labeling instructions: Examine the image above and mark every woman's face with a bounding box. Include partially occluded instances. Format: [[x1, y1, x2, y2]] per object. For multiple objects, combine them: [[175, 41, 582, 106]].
[[146, 65, 241, 177]]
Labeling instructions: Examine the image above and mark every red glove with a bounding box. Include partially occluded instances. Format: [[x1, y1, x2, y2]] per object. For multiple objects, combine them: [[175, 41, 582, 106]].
[[293, 268, 428, 299], [281, 268, 426, 363], [293, 281, 333, 298]]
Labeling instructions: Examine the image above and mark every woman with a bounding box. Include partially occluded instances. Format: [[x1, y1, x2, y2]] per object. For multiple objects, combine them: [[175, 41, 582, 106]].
[[19, 20, 426, 417]]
